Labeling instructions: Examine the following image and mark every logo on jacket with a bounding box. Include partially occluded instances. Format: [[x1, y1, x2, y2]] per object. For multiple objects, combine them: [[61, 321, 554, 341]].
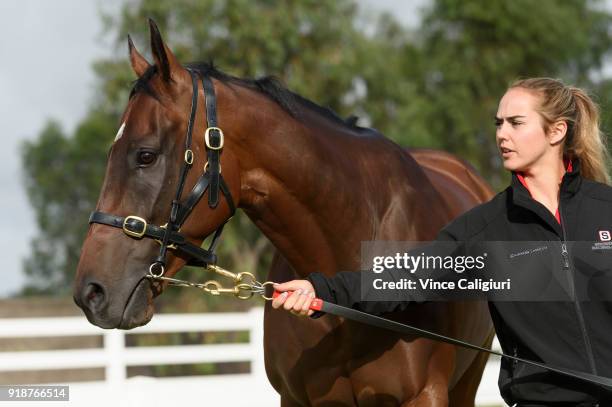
[[599, 230, 611, 242]]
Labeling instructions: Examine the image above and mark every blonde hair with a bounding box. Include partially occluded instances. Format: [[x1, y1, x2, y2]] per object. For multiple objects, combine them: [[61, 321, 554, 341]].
[[510, 78, 611, 185]]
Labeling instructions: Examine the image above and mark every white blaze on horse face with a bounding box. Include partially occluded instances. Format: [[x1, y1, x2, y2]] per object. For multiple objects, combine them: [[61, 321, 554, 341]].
[[114, 122, 126, 143]]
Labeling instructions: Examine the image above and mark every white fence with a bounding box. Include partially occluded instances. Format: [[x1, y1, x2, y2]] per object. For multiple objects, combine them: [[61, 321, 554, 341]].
[[0, 307, 505, 406]]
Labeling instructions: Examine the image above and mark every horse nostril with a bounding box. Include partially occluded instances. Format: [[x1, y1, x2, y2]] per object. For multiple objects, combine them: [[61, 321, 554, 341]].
[[83, 282, 106, 310]]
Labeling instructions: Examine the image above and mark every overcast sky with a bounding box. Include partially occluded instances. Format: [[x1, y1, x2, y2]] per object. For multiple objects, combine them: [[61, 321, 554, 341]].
[[0, 0, 427, 298], [0, 1, 114, 298]]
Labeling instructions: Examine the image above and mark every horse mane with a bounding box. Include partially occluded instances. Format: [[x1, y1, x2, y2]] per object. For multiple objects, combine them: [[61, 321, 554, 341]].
[[130, 61, 373, 134]]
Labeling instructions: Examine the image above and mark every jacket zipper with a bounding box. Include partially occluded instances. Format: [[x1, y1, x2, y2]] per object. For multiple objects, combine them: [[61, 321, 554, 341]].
[[559, 205, 598, 375]]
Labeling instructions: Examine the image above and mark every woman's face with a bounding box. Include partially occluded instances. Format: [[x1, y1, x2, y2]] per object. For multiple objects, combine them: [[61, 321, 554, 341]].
[[495, 87, 551, 173]]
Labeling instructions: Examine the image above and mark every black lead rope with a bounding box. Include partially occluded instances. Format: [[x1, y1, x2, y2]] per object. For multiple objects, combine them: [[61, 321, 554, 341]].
[[315, 299, 612, 390]]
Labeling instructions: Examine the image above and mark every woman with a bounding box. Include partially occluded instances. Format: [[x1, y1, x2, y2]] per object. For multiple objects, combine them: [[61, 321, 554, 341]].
[[272, 78, 612, 405]]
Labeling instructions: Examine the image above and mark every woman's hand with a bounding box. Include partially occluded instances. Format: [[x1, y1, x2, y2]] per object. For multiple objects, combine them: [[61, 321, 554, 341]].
[[271, 280, 316, 317]]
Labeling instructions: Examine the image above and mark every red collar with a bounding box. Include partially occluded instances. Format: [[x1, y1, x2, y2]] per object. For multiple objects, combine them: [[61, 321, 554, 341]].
[[516, 159, 572, 224]]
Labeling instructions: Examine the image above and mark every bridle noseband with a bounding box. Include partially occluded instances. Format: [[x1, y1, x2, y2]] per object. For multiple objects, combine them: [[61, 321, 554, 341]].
[[89, 69, 236, 279]]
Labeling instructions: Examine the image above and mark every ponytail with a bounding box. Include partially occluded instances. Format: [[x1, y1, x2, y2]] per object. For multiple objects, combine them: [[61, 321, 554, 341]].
[[567, 87, 611, 184]]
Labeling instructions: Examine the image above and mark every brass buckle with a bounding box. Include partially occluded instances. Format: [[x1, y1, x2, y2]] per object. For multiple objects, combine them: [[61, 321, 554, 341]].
[[184, 149, 194, 164], [123, 215, 147, 238], [204, 127, 224, 150]]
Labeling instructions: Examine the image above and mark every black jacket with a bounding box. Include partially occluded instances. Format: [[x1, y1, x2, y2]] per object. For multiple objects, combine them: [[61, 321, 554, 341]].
[[308, 159, 612, 406]]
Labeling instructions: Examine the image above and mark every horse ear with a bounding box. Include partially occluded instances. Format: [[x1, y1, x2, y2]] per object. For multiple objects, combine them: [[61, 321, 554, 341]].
[[148, 18, 181, 82], [128, 34, 150, 77]]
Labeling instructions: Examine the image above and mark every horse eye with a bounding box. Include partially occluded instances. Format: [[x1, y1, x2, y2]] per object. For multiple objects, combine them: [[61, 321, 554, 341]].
[[136, 150, 157, 166]]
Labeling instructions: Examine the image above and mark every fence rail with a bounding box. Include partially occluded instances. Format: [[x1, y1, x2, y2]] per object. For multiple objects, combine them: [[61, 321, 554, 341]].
[[0, 307, 505, 406]]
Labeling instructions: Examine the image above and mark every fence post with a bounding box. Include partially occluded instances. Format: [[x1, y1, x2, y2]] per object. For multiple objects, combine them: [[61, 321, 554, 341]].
[[249, 307, 267, 381], [104, 329, 126, 386]]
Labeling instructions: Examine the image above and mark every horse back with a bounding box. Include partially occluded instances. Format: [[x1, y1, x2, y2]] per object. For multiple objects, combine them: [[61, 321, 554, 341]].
[[407, 148, 495, 216]]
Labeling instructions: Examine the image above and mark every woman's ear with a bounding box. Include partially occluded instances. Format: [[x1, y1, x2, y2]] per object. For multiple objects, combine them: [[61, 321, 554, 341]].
[[548, 120, 568, 145]]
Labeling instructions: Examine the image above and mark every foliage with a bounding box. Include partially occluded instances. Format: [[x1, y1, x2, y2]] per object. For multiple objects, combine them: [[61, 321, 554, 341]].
[[410, 0, 612, 186], [98, 0, 367, 113]]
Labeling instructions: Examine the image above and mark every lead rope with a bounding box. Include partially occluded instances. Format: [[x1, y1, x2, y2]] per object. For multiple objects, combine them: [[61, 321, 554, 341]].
[[149, 266, 612, 391], [270, 290, 612, 394]]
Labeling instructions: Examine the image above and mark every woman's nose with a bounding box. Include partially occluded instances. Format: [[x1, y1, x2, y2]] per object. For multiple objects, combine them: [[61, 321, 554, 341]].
[[496, 123, 509, 140]]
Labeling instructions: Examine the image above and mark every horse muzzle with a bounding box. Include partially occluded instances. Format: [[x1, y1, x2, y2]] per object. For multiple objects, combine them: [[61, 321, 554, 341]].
[[74, 275, 154, 329]]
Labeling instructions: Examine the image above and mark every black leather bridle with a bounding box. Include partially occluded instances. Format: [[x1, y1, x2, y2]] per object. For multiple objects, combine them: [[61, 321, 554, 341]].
[[89, 69, 235, 277]]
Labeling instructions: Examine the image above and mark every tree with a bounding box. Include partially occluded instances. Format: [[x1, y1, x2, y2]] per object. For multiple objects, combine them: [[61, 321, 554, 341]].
[[595, 78, 612, 148], [21, 112, 115, 295], [402, 0, 612, 187], [98, 0, 372, 114]]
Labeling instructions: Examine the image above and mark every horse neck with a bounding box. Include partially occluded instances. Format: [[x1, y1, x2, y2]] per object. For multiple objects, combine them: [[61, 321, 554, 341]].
[[219, 85, 391, 277]]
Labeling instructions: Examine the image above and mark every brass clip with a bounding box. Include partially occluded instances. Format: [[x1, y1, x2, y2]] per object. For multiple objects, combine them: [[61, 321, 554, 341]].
[[206, 264, 238, 281]]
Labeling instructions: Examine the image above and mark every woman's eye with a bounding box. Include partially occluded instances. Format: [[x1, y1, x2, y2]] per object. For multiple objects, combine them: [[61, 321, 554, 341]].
[[136, 151, 157, 166]]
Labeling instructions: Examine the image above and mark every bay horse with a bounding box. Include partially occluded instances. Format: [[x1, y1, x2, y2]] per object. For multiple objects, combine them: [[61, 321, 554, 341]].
[[74, 20, 494, 406]]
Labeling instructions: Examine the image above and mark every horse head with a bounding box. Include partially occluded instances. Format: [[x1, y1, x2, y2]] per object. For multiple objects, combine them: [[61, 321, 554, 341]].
[[74, 20, 240, 329]]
